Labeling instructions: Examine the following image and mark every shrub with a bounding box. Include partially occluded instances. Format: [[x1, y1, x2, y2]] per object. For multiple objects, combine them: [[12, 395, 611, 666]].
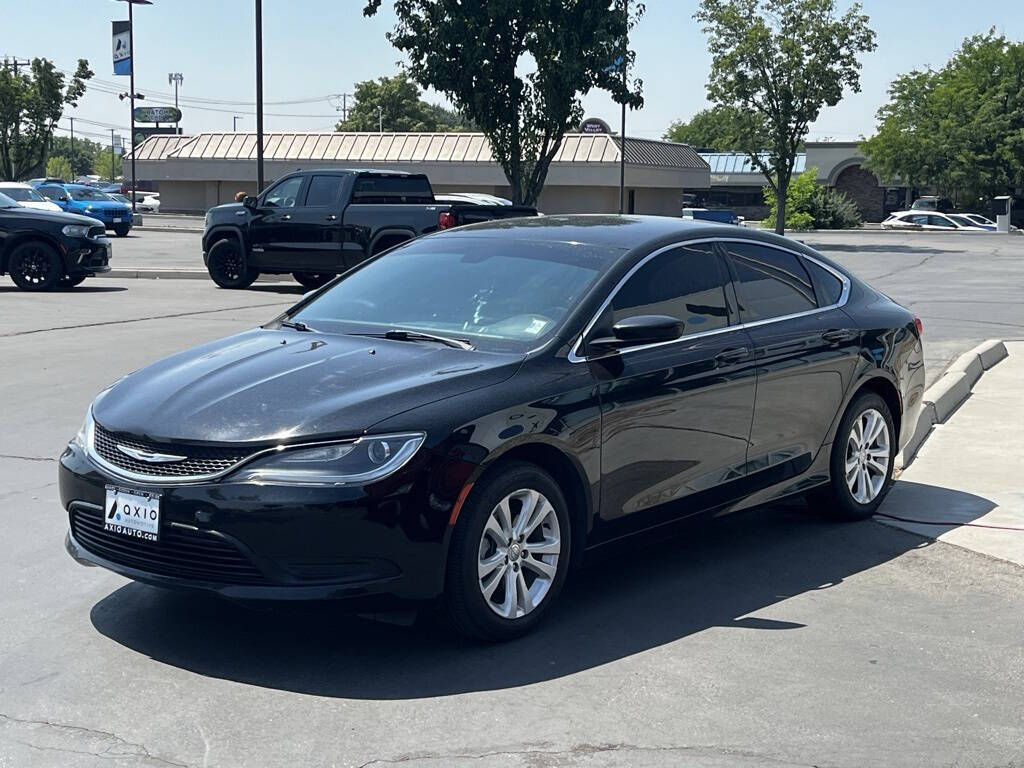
[[763, 166, 862, 230], [809, 186, 862, 229]]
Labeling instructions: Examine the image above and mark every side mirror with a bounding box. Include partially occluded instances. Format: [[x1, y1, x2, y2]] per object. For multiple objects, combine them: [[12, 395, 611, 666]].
[[243, 195, 258, 210], [590, 315, 684, 351]]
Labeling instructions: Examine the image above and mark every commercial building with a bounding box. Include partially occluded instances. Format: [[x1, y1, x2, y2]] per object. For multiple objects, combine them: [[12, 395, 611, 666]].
[[700, 141, 910, 222], [129, 131, 711, 215]]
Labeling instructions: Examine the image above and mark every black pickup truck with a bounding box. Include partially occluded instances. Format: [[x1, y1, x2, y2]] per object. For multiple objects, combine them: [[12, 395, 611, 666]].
[[202, 169, 536, 288]]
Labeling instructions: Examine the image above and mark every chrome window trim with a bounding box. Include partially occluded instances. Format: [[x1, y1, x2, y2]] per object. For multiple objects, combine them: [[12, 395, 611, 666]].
[[567, 237, 851, 363]]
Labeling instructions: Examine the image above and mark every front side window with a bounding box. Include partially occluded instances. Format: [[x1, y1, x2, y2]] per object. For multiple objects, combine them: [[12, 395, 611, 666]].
[[725, 243, 817, 322], [607, 243, 730, 335], [927, 215, 956, 228], [293, 236, 623, 352], [262, 176, 304, 208]]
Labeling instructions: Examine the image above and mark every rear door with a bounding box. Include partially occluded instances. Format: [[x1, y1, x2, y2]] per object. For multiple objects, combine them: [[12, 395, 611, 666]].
[[281, 174, 347, 271], [587, 241, 757, 538], [720, 240, 860, 488], [248, 175, 308, 269]]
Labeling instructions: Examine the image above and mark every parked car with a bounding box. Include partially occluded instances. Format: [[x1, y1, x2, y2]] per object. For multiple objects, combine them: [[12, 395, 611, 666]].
[[681, 207, 743, 226], [98, 183, 124, 195], [107, 194, 144, 226], [881, 211, 987, 231], [0, 190, 111, 290], [910, 196, 955, 213], [61, 215, 924, 640], [32, 183, 133, 237], [0, 182, 63, 212], [434, 192, 514, 206], [201, 168, 538, 289]]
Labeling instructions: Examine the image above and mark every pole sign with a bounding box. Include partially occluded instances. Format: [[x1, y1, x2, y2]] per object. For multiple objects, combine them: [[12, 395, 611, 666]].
[[133, 106, 183, 124], [112, 21, 131, 76], [580, 117, 612, 134]]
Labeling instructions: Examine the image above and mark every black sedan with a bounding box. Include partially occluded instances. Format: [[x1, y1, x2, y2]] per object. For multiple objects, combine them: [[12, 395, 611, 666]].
[[1, 191, 111, 290], [60, 216, 925, 640]]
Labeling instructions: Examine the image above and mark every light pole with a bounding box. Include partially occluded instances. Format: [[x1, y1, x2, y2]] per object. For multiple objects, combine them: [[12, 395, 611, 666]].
[[69, 117, 75, 179], [116, 0, 152, 214], [110, 129, 118, 183], [168, 72, 183, 133], [255, 0, 264, 192], [378, 106, 383, 133]]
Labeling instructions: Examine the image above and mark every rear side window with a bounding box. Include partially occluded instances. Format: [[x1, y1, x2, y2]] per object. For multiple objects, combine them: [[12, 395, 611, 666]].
[[609, 243, 730, 335], [804, 259, 844, 306], [928, 215, 955, 228], [352, 175, 433, 204], [724, 243, 817, 322], [304, 175, 343, 207]]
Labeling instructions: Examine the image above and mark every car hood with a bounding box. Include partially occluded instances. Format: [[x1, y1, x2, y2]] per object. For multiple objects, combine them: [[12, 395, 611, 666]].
[[73, 200, 129, 211], [92, 328, 523, 445], [4, 206, 103, 227], [18, 201, 63, 212]]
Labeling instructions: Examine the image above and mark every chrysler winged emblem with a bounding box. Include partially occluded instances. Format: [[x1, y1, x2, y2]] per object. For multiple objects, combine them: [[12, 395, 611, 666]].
[[116, 444, 187, 464]]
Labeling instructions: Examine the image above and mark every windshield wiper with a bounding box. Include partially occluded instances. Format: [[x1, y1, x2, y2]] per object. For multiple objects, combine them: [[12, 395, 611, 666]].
[[280, 319, 317, 333], [352, 329, 474, 350]]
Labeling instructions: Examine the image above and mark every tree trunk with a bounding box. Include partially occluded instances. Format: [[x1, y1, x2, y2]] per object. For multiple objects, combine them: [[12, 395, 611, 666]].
[[775, 177, 788, 235]]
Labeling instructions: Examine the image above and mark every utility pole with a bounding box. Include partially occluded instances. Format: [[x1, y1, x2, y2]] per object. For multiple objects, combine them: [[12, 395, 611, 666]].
[[4, 57, 30, 76], [255, 0, 265, 192], [336, 93, 354, 122], [69, 117, 75, 179], [378, 106, 383, 133], [110, 129, 118, 183], [168, 72, 183, 133], [233, 116, 243, 132]]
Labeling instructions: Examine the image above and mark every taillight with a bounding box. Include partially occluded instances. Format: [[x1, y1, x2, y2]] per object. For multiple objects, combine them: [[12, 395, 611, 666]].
[[438, 211, 456, 230], [913, 315, 923, 336]]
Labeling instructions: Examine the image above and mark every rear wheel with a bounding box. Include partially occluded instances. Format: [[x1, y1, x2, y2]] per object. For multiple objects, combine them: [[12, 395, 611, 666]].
[[8, 241, 61, 291], [207, 239, 258, 289], [445, 461, 570, 641], [810, 391, 895, 520], [113, 225, 131, 238], [292, 271, 332, 289]]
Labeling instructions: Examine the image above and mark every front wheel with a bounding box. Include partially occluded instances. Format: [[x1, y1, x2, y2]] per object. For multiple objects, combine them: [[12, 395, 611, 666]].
[[444, 461, 571, 641], [207, 239, 258, 289], [8, 241, 62, 291], [113, 225, 131, 238], [810, 391, 895, 520], [292, 271, 332, 289]]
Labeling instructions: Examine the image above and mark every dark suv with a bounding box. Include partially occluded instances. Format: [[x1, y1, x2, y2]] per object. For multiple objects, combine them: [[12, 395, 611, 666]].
[[0, 191, 111, 291]]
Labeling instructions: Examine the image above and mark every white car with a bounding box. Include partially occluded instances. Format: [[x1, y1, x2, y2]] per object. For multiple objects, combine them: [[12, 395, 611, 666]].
[[0, 182, 62, 212], [881, 210, 987, 231], [137, 193, 160, 213]]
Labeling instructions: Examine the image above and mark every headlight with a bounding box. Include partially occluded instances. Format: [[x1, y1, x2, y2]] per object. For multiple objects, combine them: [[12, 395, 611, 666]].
[[72, 407, 95, 451], [230, 433, 425, 486], [62, 224, 92, 238]]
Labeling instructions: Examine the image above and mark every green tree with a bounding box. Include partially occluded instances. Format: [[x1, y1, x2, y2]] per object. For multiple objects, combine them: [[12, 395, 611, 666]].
[[0, 58, 93, 180], [764, 166, 861, 229], [364, 0, 644, 205], [45, 155, 72, 181], [862, 32, 1024, 206], [50, 135, 102, 178], [695, 0, 876, 233], [337, 74, 472, 132], [93, 148, 123, 181], [663, 105, 768, 151]]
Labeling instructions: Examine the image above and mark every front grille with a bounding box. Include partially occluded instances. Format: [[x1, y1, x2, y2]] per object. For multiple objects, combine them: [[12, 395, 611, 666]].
[[92, 423, 252, 478], [71, 504, 266, 584]]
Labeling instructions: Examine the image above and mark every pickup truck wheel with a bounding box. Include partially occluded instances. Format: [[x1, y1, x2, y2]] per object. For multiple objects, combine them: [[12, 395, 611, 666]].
[[207, 239, 258, 289], [292, 271, 331, 289], [8, 241, 61, 291]]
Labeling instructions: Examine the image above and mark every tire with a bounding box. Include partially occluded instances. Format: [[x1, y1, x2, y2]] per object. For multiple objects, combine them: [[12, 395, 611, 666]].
[[113, 225, 131, 238], [207, 239, 258, 289], [58, 274, 88, 288], [445, 461, 571, 641], [810, 391, 896, 520], [292, 271, 332, 289], [8, 241, 62, 291]]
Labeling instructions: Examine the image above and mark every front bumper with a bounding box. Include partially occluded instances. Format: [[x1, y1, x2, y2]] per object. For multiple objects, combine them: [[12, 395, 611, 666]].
[[59, 442, 470, 603], [65, 237, 112, 276]]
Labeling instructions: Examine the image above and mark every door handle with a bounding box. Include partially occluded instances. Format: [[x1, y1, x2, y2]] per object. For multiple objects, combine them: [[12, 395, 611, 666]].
[[280, 214, 292, 221], [822, 329, 858, 343], [326, 214, 337, 221], [235, 210, 247, 216], [715, 346, 750, 364]]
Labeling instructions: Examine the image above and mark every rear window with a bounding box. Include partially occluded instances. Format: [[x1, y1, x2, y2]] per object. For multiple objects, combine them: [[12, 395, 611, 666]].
[[351, 175, 433, 204], [304, 175, 343, 207]]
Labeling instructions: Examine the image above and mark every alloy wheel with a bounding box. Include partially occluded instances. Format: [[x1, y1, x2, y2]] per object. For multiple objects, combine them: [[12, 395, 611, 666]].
[[845, 407, 890, 504], [477, 488, 561, 619], [213, 246, 244, 282], [16, 246, 56, 286]]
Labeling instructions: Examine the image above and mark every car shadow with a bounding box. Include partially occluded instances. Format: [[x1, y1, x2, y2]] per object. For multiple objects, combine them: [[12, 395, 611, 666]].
[[0, 285, 128, 293], [248, 284, 306, 295], [89, 486, 991, 701]]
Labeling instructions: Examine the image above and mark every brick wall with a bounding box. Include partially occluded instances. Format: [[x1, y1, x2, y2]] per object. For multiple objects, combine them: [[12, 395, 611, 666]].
[[834, 166, 885, 222]]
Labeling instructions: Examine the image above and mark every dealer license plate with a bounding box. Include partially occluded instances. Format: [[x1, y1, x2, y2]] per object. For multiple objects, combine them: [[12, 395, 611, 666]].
[[113, 217, 122, 223], [104, 486, 160, 541]]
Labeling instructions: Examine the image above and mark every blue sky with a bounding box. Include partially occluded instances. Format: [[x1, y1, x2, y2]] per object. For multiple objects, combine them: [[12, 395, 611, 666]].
[[4, 0, 1024, 146]]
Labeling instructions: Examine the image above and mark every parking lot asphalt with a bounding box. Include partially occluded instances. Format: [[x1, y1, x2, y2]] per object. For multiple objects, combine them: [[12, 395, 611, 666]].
[[1, 278, 1023, 768], [102, 227, 1024, 385]]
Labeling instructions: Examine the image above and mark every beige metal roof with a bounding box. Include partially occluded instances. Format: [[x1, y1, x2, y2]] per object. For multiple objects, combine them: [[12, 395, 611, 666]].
[[136, 132, 705, 169]]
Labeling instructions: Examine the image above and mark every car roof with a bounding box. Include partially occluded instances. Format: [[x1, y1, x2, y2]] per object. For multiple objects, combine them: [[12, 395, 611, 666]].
[[0, 181, 33, 188]]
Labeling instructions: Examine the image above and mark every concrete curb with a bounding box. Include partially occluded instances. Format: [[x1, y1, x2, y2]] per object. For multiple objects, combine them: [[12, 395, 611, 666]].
[[105, 269, 209, 280], [135, 226, 203, 235], [896, 339, 1009, 470]]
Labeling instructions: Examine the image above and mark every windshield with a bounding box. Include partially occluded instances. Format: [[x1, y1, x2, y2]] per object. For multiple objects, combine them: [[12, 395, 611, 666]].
[[2, 186, 47, 203], [292, 235, 624, 352], [0, 191, 20, 208], [69, 188, 113, 201]]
